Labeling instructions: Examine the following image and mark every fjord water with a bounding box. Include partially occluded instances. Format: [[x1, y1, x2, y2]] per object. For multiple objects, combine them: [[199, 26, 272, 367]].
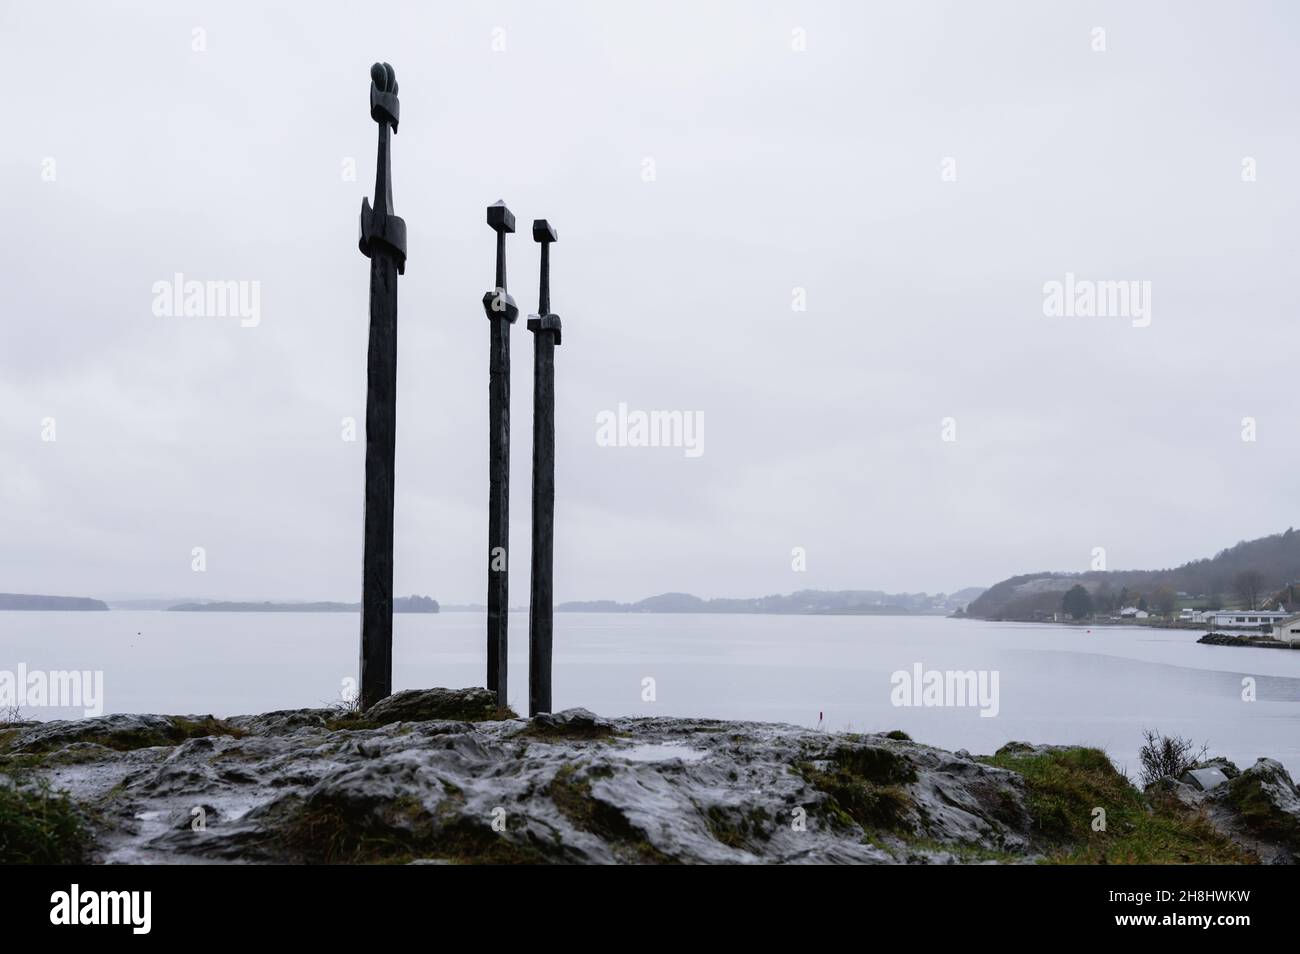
[[6, 612, 1299, 777]]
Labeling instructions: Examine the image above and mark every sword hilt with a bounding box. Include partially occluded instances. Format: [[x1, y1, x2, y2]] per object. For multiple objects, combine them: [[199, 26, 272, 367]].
[[529, 219, 560, 343], [359, 62, 406, 273], [483, 200, 518, 323]]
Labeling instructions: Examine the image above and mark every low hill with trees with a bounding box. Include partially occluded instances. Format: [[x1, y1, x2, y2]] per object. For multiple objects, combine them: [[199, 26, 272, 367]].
[[966, 528, 1300, 621]]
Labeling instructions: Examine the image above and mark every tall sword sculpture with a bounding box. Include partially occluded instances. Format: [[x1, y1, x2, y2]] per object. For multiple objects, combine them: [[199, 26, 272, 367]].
[[482, 201, 518, 704], [357, 62, 406, 711], [527, 220, 561, 716]]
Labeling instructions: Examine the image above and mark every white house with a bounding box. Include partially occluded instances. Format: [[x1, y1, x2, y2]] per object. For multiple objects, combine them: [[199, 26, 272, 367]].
[[1270, 613, 1300, 644], [1119, 607, 1149, 619], [1208, 610, 1290, 628]]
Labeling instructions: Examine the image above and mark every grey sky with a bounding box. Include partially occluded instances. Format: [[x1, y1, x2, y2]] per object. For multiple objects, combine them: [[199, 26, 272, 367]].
[[2, 1, 1297, 605]]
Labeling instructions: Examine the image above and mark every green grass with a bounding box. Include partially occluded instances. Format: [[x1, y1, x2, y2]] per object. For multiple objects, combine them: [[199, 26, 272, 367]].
[[981, 747, 1253, 864], [324, 705, 517, 733], [275, 788, 549, 865], [518, 721, 619, 741], [798, 745, 917, 833], [0, 778, 93, 864]]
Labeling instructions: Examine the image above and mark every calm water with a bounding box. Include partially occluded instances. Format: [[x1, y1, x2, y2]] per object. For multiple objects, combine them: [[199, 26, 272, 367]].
[[5, 612, 1299, 777]]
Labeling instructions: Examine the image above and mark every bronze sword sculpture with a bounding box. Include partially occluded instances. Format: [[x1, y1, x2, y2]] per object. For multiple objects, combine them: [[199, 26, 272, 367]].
[[482, 201, 519, 704], [527, 219, 561, 716], [357, 62, 406, 711]]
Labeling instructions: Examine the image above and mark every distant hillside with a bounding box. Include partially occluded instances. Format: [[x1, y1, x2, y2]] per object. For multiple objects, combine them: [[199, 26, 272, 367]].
[[967, 529, 1300, 620], [0, 593, 109, 611], [169, 595, 439, 614], [559, 588, 984, 616]]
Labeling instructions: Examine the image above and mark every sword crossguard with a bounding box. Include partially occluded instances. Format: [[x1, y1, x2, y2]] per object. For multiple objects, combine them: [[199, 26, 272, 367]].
[[527, 313, 562, 346], [360, 199, 407, 273], [483, 289, 520, 323]]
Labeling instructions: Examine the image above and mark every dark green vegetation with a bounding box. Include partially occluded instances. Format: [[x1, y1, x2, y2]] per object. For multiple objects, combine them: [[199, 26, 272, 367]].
[[519, 720, 617, 741], [0, 779, 92, 863], [968, 527, 1300, 620], [981, 746, 1252, 864], [1062, 584, 1092, 620], [799, 745, 918, 832], [275, 789, 548, 865]]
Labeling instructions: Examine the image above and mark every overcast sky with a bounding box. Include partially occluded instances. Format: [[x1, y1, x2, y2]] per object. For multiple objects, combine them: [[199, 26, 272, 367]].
[[1, 1, 1297, 605]]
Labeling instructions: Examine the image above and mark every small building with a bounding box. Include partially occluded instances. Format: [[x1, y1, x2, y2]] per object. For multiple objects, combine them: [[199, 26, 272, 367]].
[[1119, 607, 1149, 619], [1208, 610, 1290, 629], [1271, 614, 1300, 644]]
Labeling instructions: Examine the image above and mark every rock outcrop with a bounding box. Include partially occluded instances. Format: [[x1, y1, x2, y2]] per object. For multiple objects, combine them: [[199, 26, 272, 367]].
[[1161, 757, 1300, 864], [1, 689, 1294, 865]]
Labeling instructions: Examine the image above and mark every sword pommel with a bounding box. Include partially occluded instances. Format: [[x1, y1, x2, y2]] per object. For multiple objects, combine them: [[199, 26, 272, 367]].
[[532, 219, 557, 244], [487, 200, 516, 234], [369, 62, 400, 131]]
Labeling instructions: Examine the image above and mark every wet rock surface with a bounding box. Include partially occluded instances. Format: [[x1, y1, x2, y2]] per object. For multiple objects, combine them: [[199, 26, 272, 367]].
[[1, 689, 1293, 864]]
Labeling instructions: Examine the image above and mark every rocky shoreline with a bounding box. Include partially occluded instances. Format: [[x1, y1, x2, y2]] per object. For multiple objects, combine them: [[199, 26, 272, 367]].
[[1198, 631, 1298, 650], [2, 688, 1297, 864]]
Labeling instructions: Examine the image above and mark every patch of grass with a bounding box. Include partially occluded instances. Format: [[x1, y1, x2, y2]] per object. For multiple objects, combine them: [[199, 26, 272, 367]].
[[275, 791, 549, 865], [830, 746, 917, 785], [981, 747, 1252, 864], [519, 721, 618, 741], [325, 705, 517, 733], [0, 778, 93, 864], [548, 765, 672, 863], [705, 805, 772, 850], [884, 730, 912, 742], [798, 745, 917, 833]]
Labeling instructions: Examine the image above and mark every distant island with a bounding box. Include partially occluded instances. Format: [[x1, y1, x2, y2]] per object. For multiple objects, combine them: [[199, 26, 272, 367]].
[[967, 528, 1300, 623], [168, 595, 439, 614], [557, 588, 984, 616], [0, 592, 108, 611]]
